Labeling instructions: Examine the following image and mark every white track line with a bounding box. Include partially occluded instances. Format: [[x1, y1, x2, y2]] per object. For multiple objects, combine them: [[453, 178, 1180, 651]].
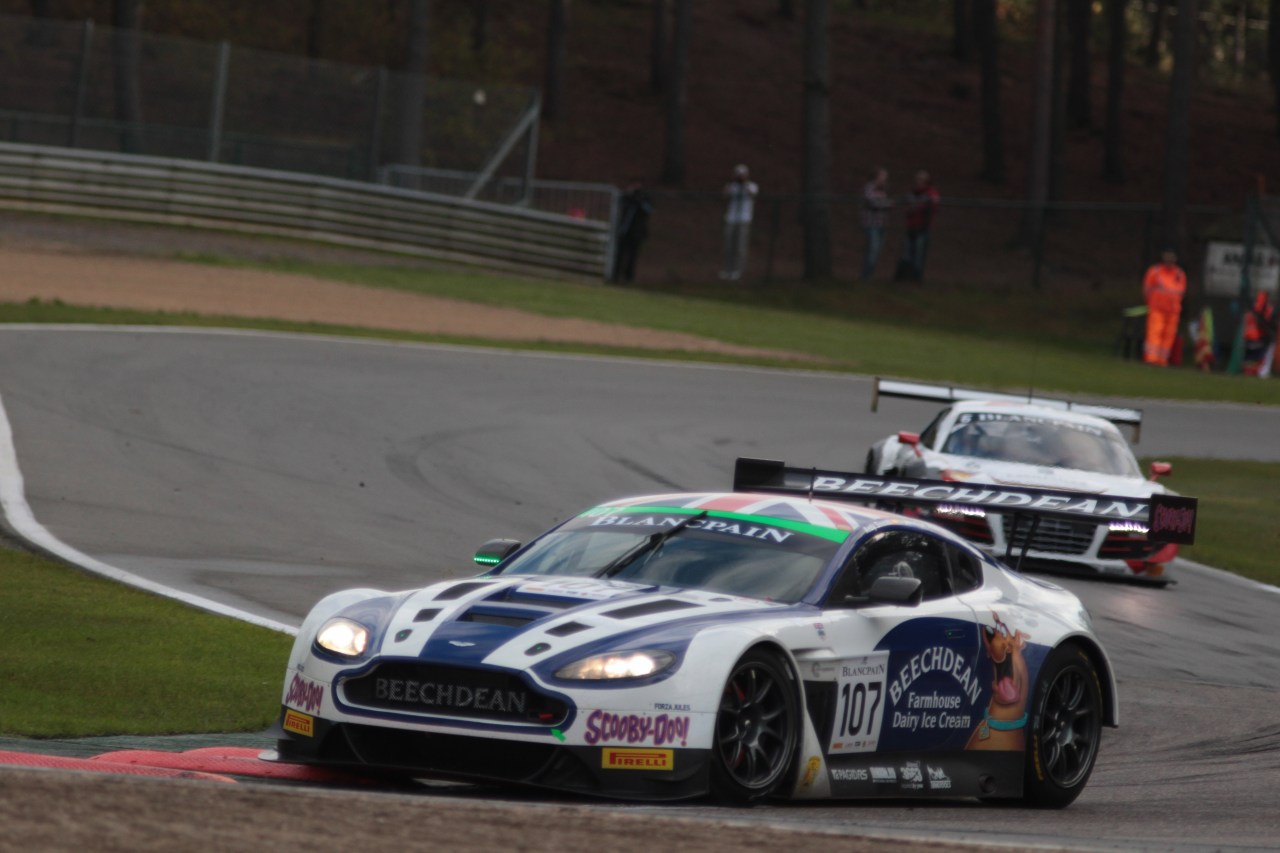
[[0, 389, 297, 636]]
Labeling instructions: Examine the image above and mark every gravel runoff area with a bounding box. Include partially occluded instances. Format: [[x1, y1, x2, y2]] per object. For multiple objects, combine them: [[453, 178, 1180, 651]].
[[0, 217, 990, 852], [0, 214, 810, 361]]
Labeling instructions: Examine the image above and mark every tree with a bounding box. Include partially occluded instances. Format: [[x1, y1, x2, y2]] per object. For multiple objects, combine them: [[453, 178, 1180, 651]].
[[1271, 0, 1280, 138], [471, 0, 489, 54], [1162, 0, 1197, 255], [973, 0, 1004, 183], [396, 0, 430, 167], [543, 0, 569, 120], [1066, 0, 1092, 129], [1103, 0, 1127, 182], [650, 0, 667, 94], [802, 0, 832, 280], [1146, 0, 1169, 67], [1023, 0, 1057, 260], [111, 0, 145, 155], [661, 0, 692, 185], [953, 0, 975, 61], [306, 0, 325, 59]]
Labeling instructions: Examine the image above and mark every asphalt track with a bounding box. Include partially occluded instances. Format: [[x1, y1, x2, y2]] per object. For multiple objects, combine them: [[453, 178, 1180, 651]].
[[2, 326, 1279, 851]]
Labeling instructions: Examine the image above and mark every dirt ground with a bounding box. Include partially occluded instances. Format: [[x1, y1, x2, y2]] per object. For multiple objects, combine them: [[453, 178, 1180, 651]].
[[0, 216, 806, 361]]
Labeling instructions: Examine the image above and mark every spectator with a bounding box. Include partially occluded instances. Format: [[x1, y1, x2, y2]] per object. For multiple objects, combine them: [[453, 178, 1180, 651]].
[[720, 163, 758, 281], [612, 179, 653, 284], [1141, 249, 1187, 367], [861, 167, 891, 280], [895, 170, 940, 282], [1243, 289, 1276, 377]]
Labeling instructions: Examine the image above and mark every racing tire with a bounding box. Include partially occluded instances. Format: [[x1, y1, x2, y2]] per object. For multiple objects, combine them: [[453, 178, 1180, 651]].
[[1022, 643, 1103, 809], [864, 449, 879, 475], [709, 648, 800, 805]]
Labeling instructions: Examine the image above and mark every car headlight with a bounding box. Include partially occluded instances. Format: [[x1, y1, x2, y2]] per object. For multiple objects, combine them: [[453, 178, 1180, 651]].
[[315, 618, 370, 657], [555, 650, 675, 680]]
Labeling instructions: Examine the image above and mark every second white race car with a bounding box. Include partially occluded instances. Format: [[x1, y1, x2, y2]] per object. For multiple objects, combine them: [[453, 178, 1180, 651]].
[[865, 379, 1181, 583]]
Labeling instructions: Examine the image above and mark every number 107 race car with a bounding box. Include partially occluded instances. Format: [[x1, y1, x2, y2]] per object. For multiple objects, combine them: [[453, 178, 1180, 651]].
[[272, 458, 1196, 806]]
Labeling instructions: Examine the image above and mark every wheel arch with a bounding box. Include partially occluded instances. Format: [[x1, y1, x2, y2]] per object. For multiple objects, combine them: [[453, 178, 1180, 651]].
[[1055, 635, 1119, 728]]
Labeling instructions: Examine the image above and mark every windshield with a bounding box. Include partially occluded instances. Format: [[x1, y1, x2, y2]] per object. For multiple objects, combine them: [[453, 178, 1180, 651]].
[[941, 411, 1141, 476], [495, 508, 845, 604]]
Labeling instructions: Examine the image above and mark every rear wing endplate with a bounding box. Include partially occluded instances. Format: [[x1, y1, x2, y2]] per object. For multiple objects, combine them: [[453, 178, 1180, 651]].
[[733, 457, 1197, 552], [871, 377, 1144, 441]]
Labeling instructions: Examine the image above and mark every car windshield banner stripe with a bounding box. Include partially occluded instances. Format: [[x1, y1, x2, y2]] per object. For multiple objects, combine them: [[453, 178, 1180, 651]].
[[579, 505, 851, 543], [732, 458, 1195, 544]]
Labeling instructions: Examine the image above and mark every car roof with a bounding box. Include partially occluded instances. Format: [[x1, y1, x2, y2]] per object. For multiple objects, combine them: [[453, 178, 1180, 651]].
[[946, 400, 1123, 432], [596, 492, 901, 534]]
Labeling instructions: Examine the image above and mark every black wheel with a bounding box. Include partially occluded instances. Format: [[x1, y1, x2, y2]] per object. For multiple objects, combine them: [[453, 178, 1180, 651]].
[[1023, 644, 1103, 808], [864, 449, 879, 474], [710, 649, 800, 804]]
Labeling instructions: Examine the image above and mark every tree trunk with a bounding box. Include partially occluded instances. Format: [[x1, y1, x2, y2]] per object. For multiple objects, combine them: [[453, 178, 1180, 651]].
[[396, 0, 429, 166], [542, 0, 569, 120], [306, 0, 325, 59], [973, 0, 1004, 184], [650, 0, 667, 94], [111, 0, 145, 155], [661, 0, 692, 185], [1048, 0, 1068, 204], [953, 0, 974, 61], [1103, 0, 1127, 183], [802, 0, 832, 280], [1162, 0, 1197, 255], [1271, 0, 1280, 139], [1146, 0, 1168, 67], [1066, 0, 1092, 129], [472, 0, 489, 54], [1022, 0, 1056, 262]]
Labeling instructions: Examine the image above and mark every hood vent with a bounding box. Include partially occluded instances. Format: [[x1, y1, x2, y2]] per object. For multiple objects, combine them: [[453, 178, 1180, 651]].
[[602, 599, 701, 620], [413, 608, 442, 622], [433, 581, 495, 601], [546, 621, 591, 637]]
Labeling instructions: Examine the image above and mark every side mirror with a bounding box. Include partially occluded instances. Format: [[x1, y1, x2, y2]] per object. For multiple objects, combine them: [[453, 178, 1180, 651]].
[[898, 431, 923, 458], [1149, 461, 1173, 481], [474, 538, 522, 568], [844, 576, 924, 608]]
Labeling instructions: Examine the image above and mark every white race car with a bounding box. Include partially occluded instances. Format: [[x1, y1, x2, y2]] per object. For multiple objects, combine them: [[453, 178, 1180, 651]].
[[865, 378, 1180, 582], [270, 458, 1195, 806]]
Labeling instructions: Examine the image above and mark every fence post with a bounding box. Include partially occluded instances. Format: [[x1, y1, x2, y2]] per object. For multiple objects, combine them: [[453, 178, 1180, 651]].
[[68, 19, 94, 148], [764, 197, 781, 283], [367, 67, 388, 181], [207, 41, 230, 162], [519, 92, 541, 206]]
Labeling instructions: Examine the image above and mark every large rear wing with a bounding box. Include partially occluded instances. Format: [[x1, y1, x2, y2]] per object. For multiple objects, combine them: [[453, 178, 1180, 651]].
[[871, 377, 1144, 441], [733, 458, 1197, 549]]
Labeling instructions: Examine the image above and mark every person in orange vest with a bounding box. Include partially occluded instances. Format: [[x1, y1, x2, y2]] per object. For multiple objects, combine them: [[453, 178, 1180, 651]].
[[1142, 249, 1187, 367], [1242, 290, 1276, 377]]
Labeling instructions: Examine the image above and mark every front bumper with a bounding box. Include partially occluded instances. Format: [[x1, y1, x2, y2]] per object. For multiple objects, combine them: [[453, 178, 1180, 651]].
[[273, 707, 712, 801]]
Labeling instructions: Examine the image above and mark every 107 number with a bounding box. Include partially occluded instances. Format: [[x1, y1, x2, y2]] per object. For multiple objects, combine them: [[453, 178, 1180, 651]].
[[837, 681, 883, 738]]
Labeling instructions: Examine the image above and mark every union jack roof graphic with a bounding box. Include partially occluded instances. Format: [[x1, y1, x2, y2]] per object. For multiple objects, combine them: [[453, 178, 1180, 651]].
[[600, 492, 891, 532]]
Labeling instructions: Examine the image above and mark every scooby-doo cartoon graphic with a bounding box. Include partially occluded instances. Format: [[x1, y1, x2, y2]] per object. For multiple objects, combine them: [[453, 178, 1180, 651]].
[[966, 612, 1029, 751]]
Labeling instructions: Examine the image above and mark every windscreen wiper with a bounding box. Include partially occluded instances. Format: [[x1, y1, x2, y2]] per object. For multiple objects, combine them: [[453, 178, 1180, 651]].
[[595, 511, 709, 579]]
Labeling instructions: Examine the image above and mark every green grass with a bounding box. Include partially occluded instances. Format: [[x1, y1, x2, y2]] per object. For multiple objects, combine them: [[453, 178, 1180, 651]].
[[1150, 457, 1280, 586], [0, 547, 292, 738]]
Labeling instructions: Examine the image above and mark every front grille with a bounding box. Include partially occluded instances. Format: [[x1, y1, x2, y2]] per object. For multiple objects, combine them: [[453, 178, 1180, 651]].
[[1000, 515, 1095, 555], [341, 661, 568, 725]]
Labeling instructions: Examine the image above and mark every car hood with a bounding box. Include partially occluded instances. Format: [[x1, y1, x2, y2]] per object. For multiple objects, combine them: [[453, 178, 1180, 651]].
[[364, 574, 799, 672], [928, 455, 1168, 497]]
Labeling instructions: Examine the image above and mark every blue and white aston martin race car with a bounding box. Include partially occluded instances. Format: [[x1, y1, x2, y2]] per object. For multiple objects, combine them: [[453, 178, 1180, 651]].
[[273, 458, 1196, 806]]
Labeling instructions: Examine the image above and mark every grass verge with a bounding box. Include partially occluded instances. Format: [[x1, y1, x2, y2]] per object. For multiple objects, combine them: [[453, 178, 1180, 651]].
[[0, 546, 292, 738]]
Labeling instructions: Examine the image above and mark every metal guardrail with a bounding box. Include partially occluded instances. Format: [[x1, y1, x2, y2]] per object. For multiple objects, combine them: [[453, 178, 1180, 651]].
[[0, 142, 610, 279]]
